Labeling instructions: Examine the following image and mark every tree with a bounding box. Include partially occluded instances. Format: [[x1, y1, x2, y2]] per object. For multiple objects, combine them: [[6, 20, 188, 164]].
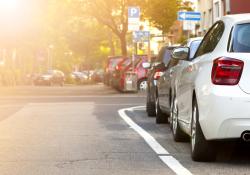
[[140, 0, 179, 34], [78, 0, 179, 56], [80, 0, 132, 56]]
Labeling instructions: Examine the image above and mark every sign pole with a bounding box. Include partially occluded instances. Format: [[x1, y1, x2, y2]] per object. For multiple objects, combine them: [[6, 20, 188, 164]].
[[148, 39, 151, 63]]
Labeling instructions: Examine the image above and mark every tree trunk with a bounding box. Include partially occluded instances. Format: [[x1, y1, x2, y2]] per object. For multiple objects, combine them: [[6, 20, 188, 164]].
[[119, 33, 127, 57], [109, 33, 115, 56]]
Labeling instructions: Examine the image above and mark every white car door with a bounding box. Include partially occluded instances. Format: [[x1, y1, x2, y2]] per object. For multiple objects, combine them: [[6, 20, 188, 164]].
[[176, 21, 226, 131]]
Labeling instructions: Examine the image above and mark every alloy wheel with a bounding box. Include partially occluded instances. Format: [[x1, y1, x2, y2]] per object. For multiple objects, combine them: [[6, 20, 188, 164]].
[[139, 81, 147, 91]]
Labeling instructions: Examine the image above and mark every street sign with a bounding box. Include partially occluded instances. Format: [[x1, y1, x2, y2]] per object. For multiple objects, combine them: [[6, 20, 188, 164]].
[[183, 21, 195, 31], [133, 31, 150, 42], [178, 11, 201, 21], [128, 7, 140, 18], [128, 7, 140, 31], [128, 24, 140, 31]]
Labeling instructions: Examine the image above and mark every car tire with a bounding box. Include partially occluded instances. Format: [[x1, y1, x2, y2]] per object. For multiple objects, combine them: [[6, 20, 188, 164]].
[[146, 88, 156, 117], [155, 96, 168, 124], [147, 101, 156, 117], [171, 96, 189, 142], [191, 98, 216, 162]]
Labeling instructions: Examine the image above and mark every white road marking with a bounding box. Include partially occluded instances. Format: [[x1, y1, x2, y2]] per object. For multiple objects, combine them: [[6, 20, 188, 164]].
[[159, 156, 192, 175], [96, 104, 144, 106], [118, 106, 192, 175], [0, 95, 145, 99]]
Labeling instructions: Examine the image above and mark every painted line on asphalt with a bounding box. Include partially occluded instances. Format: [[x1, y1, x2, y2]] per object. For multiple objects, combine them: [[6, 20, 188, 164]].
[[0, 96, 146, 99], [96, 103, 145, 106], [118, 106, 192, 175]]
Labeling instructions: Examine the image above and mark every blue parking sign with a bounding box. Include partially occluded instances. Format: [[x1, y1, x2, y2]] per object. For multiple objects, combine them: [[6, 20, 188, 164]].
[[133, 31, 150, 42], [128, 7, 140, 18]]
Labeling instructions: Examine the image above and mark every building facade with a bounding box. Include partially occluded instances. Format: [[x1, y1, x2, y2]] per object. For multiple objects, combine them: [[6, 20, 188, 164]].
[[198, 0, 250, 35]]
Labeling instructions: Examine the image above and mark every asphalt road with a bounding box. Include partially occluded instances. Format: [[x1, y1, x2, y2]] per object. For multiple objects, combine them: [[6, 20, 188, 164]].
[[0, 84, 249, 175]]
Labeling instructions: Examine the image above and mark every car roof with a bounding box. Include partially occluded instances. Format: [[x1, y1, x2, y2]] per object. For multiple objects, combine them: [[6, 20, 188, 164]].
[[221, 13, 250, 25], [222, 13, 250, 23]]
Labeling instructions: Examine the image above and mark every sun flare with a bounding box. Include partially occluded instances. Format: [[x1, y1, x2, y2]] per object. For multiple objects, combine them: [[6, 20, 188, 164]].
[[0, 0, 20, 13]]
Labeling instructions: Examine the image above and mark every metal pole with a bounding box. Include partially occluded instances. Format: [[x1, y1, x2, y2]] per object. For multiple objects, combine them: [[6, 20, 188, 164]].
[[148, 39, 151, 62], [132, 42, 136, 72]]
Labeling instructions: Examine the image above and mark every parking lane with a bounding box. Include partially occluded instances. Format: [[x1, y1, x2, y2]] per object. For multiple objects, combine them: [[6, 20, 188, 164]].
[[123, 106, 250, 175], [119, 106, 192, 175]]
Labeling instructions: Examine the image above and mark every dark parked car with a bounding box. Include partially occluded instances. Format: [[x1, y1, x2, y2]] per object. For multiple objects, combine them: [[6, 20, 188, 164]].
[[144, 46, 176, 117], [34, 70, 65, 86], [103, 56, 124, 86], [156, 37, 203, 124]]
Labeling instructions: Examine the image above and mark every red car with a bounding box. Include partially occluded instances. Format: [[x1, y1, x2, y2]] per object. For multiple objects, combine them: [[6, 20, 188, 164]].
[[103, 56, 124, 86], [113, 55, 155, 91]]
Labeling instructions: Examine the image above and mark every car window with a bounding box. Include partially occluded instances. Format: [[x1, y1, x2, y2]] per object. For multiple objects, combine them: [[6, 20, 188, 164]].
[[121, 58, 130, 68], [231, 23, 250, 53], [195, 21, 225, 58], [156, 46, 167, 62], [189, 40, 202, 60], [163, 49, 173, 65]]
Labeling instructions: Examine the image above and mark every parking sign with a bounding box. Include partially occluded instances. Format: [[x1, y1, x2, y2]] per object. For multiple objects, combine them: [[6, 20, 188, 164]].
[[128, 7, 140, 18], [128, 7, 140, 31]]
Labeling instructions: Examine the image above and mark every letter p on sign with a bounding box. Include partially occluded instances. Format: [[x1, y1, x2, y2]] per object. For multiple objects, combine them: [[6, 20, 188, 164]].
[[128, 7, 140, 18]]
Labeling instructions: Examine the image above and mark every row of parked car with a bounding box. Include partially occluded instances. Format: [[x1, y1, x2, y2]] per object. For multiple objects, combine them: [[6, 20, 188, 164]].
[[29, 69, 103, 86], [103, 55, 156, 91], [143, 14, 250, 162]]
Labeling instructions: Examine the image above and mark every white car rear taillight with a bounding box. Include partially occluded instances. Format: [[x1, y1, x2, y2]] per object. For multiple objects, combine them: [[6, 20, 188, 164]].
[[211, 57, 244, 85]]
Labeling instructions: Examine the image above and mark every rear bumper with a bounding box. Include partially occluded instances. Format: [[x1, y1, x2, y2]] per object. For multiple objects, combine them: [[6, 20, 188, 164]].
[[198, 85, 250, 140]]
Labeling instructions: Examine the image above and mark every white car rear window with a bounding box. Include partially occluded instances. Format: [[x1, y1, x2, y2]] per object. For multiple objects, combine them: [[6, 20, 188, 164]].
[[232, 24, 250, 53]]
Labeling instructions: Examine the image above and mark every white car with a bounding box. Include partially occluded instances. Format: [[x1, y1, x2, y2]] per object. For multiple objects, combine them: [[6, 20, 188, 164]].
[[170, 14, 250, 161], [156, 37, 202, 124]]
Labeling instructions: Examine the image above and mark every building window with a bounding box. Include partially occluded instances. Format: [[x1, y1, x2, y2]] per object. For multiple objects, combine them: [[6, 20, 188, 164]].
[[213, 0, 222, 22], [214, 2, 220, 19]]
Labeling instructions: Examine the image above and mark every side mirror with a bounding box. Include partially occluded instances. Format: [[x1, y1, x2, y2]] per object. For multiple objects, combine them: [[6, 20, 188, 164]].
[[142, 62, 151, 69], [172, 47, 190, 61]]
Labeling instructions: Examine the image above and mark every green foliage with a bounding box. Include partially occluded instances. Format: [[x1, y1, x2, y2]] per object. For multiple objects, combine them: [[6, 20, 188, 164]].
[[140, 0, 178, 33]]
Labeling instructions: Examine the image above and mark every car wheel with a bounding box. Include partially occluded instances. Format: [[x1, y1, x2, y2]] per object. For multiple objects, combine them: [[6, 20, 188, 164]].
[[155, 96, 168, 124], [171, 96, 189, 142], [146, 88, 156, 117], [191, 98, 216, 162], [138, 79, 147, 91], [147, 101, 156, 117]]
